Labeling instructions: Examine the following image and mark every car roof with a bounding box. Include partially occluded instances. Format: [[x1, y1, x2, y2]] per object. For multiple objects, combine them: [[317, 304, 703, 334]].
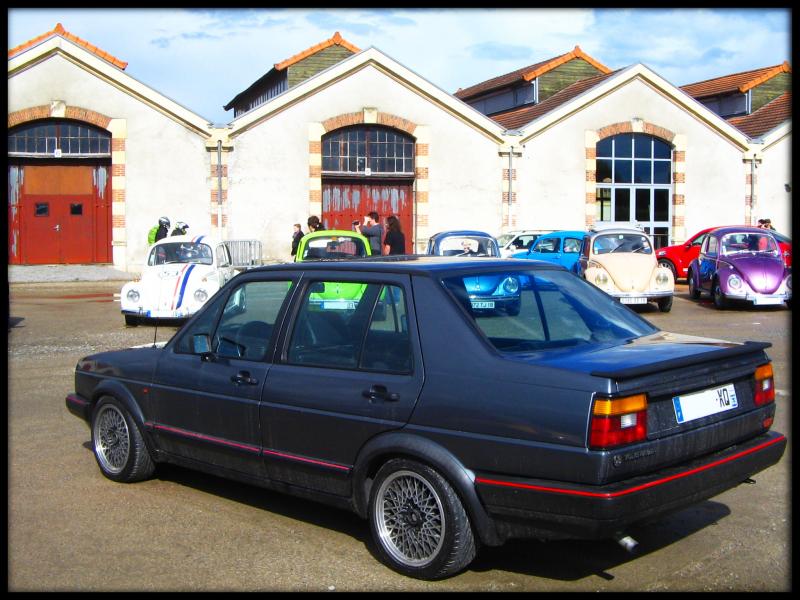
[[538, 230, 585, 237], [302, 229, 369, 241], [245, 255, 564, 277], [709, 225, 773, 236], [428, 230, 496, 240], [589, 227, 650, 236]]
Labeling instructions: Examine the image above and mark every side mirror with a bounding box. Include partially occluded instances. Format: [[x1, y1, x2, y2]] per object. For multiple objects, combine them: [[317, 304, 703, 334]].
[[193, 334, 215, 361]]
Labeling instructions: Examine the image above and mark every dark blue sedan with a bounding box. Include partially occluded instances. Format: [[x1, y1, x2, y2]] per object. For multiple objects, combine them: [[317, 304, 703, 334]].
[[66, 257, 786, 580]]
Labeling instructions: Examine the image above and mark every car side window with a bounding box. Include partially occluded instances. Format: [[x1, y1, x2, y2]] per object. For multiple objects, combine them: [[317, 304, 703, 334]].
[[213, 280, 294, 361], [287, 282, 411, 373], [216, 245, 231, 268], [563, 238, 581, 253], [692, 234, 707, 247], [706, 237, 718, 256], [534, 238, 560, 253]]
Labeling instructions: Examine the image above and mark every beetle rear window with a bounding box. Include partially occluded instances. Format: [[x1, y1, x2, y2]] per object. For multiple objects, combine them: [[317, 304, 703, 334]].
[[442, 270, 657, 352]]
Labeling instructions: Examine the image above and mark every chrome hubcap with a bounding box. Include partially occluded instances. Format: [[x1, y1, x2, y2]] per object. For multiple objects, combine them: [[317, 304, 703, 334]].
[[375, 470, 445, 567], [94, 405, 130, 474]]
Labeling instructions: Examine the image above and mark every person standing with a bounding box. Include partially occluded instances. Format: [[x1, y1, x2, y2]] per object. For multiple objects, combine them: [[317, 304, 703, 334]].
[[356, 211, 384, 255], [383, 215, 406, 255], [148, 216, 170, 245], [291, 223, 304, 256], [307, 215, 325, 232]]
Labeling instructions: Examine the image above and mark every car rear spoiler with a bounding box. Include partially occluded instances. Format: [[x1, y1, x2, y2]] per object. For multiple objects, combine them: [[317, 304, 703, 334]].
[[590, 341, 772, 380]]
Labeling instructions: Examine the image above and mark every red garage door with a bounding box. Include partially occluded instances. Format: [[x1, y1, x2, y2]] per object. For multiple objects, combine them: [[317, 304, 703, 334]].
[[8, 163, 111, 264], [322, 180, 414, 250]]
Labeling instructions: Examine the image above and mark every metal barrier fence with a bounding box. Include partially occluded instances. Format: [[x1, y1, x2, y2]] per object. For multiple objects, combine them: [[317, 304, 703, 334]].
[[224, 239, 263, 268]]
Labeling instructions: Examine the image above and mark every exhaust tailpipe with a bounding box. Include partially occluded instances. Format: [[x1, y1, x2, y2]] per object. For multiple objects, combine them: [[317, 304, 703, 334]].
[[615, 534, 639, 553]]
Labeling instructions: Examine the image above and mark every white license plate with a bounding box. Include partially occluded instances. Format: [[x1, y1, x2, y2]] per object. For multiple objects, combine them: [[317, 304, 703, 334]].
[[620, 297, 647, 304], [753, 297, 784, 305], [322, 300, 356, 310], [672, 383, 738, 424], [471, 301, 495, 309]]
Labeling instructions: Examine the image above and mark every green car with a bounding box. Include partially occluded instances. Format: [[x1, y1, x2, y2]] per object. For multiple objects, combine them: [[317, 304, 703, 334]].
[[294, 230, 373, 309]]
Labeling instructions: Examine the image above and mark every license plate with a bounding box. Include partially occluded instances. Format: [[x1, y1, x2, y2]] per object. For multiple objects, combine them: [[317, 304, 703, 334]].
[[471, 301, 495, 309], [753, 297, 784, 305], [322, 300, 356, 310], [672, 383, 738, 424], [620, 297, 647, 304]]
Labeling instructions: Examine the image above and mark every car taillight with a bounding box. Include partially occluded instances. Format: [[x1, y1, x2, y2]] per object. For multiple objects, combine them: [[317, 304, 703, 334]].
[[754, 363, 775, 407], [589, 394, 647, 449]]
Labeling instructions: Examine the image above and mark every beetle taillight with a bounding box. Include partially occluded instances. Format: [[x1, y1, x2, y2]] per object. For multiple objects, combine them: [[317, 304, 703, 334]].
[[754, 363, 775, 407], [589, 394, 647, 449]]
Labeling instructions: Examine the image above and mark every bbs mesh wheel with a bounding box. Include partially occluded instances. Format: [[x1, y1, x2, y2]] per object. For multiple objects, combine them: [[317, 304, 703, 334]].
[[369, 458, 476, 580], [91, 396, 155, 483]]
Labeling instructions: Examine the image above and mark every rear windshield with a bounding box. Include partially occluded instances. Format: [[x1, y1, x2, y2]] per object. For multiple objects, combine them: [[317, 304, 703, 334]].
[[442, 269, 657, 352]]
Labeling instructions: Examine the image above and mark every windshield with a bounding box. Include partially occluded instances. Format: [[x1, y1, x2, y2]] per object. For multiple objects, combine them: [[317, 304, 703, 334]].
[[301, 236, 369, 260], [592, 233, 652, 255], [496, 234, 514, 246], [721, 232, 779, 256], [148, 242, 213, 266], [436, 236, 499, 257], [442, 269, 657, 352]]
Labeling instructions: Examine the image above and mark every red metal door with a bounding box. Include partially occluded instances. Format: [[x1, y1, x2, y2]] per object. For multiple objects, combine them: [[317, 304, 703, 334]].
[[322, 180, 413, 251], [9, 164, 111, 264]]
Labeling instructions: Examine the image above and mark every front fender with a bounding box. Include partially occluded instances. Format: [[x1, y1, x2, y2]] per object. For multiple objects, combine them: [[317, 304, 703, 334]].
[[351, 430, 503, 546], [89, 378, 155, 451]]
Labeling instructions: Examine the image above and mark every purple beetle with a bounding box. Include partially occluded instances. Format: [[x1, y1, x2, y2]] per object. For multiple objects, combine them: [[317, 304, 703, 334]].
[[687, 225, 792, 309]]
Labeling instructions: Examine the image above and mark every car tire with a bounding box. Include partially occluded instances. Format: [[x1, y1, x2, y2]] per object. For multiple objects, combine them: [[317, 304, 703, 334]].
[[688, 270, 701, 300], [712, 280, 728, 310], [124, 315, 139, 327], [369, 458, 476, 580], [657, 296, 673, 312], [658, 259, 677, 281], [91, 396, 155, 483]]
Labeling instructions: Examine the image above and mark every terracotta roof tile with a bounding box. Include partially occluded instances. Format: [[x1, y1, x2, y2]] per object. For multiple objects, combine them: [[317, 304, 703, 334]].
[[488, 69, 618, 130], [680, 62, 790, 98], [727, 92, 792, 138], [8, 23, 128, 70], [274, 31, 360, 71], [454, 46, 611, 100]]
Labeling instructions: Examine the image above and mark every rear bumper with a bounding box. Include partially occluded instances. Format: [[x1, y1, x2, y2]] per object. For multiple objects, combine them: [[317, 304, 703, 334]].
[[475, 431, 786, 541]]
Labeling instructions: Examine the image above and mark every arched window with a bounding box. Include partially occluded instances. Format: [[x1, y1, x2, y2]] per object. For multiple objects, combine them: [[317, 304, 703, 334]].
[[322, 126, 414, 176], [8, 119, 111, 158], [595, 133, 672, 248]]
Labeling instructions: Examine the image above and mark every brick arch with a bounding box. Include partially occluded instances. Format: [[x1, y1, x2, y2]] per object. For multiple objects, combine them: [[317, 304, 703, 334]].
[[8, 104, 113, 130], [596, 120, 677, 143], [321, 111, 418, 136]]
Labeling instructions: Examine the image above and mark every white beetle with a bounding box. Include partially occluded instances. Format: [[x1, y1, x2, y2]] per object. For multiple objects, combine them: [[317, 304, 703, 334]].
[[120, 235, 235, 326]]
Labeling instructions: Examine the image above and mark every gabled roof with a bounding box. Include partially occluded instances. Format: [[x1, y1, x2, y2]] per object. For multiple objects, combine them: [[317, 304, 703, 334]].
[[274, 31, 360, 71], [727, 92, 792, 139], [489, 70, 618, 130], [680, 62, 791, 98], [8, 22, 127, 70], [454, 46, 611, 100], [224, 31, 360, 111]]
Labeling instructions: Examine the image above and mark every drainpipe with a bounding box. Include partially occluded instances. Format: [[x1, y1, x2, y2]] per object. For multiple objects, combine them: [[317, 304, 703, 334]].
[[500, 131, 523, 232], [750, 156, 756, 225], [217, 140, 223, 239]]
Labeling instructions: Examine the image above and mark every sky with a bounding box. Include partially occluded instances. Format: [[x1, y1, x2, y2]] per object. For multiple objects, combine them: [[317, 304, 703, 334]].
[[7, 8, 792, 127]]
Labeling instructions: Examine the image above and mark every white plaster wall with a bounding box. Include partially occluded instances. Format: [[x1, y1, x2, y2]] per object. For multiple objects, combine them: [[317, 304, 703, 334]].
[[9, 54, 211, 271], [228, 65, 502, 260], [757, 135, 792, 236], [517, 78, 748, 242]]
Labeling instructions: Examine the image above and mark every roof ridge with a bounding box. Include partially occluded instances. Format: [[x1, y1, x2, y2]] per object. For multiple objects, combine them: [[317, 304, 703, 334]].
[[681, 62, 789, 90], [274, 31, 360, 71], [8, 22, 128, 70]]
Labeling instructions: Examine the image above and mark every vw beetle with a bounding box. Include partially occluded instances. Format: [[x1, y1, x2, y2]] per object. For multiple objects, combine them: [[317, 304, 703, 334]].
[[120, 235, 235, 326], [577, 227, 674, 312], [687, 226, 792, 309], [427, 230, 520, 314]]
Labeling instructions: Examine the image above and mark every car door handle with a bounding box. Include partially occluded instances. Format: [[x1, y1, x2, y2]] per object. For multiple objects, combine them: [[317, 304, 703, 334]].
[[231, 371, 258, 385], [362, 385, 399, 403]]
